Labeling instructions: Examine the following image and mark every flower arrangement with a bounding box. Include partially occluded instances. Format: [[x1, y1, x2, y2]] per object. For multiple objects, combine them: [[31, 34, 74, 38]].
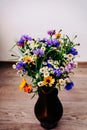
[[12, 29, 79, 97]]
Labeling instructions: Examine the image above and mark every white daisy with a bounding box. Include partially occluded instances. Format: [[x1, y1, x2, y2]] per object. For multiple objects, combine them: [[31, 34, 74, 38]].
[[48, 67, 53, 71], [48, 59, 53, 65], [54, 61, 59, 65], [42, 61, 47, 65], [12, 64, 16, 69], [67, 54, 73, 60], [38, 81, 44, 87], [54, 65, 59, 69], [59, 79, 65, 85], [44, 72, 49, 77], [60, 67, 65, 72], [40, 67, 45, 73], [41, 46, 46, 51]]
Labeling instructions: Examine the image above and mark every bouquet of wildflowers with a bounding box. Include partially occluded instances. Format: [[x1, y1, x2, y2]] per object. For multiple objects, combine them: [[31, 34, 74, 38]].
[[12, 29, 79, 96]]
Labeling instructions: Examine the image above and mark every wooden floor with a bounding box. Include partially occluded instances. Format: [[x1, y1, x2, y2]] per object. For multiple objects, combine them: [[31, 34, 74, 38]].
[[0, 62, 87, 130]]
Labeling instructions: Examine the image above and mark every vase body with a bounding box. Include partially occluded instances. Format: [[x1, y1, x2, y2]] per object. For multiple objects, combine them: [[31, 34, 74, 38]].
[[34, 88, 63, 129]]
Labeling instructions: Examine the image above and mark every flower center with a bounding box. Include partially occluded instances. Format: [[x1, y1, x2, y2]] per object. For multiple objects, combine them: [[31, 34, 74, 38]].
[[46, 79, 51, 84]]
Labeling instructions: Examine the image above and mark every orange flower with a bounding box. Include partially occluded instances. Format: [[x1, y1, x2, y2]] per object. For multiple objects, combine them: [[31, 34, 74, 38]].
[[19, 78, 32, 93], [55, 33, 61, 38], [23, 84, 33, 93]]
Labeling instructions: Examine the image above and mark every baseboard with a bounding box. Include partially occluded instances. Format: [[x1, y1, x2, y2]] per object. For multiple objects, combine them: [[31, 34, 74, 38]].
[[0, 61, 16, 67], [78, 62, 87, 68]]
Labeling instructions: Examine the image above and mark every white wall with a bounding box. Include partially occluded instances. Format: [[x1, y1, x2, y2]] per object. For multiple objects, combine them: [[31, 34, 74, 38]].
[[0, 0, 87, 61]]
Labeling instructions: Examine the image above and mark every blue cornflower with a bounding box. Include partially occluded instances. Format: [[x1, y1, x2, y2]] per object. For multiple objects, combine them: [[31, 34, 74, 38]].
[[47, 39, 52, 47], [39, 38, 47, 43], [68, 47, 78, 55], [16, 61, 26, 72], [47, 63, 53, 68], [54, 68, 62, 77], [52, 39, 60, 47], [65, 82, 74, 90]]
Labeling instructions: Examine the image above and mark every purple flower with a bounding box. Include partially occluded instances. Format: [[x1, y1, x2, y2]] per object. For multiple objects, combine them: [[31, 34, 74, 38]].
[[32, 49, 44, 57], [17, 39, 24, 46], [17, 35, 32, 46], [52, 39, 60, 47], [47, 30, 56, 36], [16, 61, 26, 73], [65, 82, 74, 90], [46, 39, 60, 47], [68, 47, 78, 55], [47, 39, 52, 47], [21, 35, 33, 41], [54, 68, 62, 77], [39, 38, 47, 43], [65, 62, 75, 72]]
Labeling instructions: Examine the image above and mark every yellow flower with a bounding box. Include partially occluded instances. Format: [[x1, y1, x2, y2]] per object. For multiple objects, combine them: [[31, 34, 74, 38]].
[[19, 78, 26, 90], [24, 55, 32, 63], [43, 76, 55, 86]]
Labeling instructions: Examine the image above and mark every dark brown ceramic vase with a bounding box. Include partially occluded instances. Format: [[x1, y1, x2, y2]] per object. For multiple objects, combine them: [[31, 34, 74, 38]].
[[34, 87, 63, 129]]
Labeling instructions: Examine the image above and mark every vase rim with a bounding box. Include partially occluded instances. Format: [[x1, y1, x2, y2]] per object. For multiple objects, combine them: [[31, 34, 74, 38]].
[[38, 87, 58, 95]]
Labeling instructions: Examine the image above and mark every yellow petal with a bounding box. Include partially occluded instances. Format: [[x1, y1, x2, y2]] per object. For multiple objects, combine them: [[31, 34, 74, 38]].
[[19, 78, 26, 90]]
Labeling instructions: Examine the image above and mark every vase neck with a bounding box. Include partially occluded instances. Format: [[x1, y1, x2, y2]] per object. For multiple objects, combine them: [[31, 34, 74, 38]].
[[38, 87, 58, 97]]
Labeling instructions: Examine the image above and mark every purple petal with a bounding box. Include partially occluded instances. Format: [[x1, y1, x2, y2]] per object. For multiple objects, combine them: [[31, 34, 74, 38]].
[[32, 49, 44, 57], [54, 68, 62, 77], [39, 38, 47, 43], [47, 30, 56, 35], [21, 35, 33, 41]]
